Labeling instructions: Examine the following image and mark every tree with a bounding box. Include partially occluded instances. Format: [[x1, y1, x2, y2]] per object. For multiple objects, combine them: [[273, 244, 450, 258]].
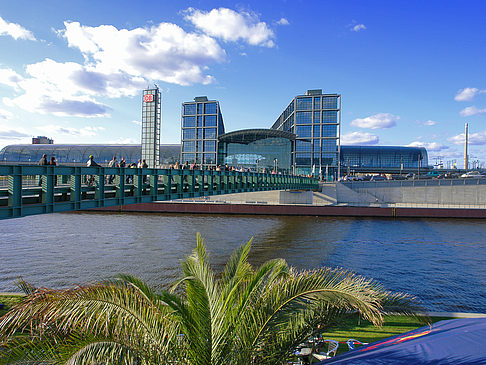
[[0, 234, 418, 364]]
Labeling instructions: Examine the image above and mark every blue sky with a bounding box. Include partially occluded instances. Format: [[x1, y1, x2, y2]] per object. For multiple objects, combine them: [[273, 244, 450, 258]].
[[0, 0, 485, 167]]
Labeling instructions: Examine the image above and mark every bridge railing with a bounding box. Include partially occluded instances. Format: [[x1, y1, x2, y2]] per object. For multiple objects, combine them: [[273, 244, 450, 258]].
[[0, 165, 319, 219]]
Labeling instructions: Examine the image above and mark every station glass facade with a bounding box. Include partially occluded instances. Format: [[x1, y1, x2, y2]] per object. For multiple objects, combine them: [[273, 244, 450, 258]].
[[217, 129, 294, 172], [340, 146, 428, 169], [181, 96, 225, 168], [271, 89, 341, 176], [141, 88, 161, 167]]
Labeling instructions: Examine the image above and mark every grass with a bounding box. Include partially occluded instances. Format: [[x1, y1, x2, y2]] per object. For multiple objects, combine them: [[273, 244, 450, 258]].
[[0, 294, 24, 317], [319, 313, 452, 356]]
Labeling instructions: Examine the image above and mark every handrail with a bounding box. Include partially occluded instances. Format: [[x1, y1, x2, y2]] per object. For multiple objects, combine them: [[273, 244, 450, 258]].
[[0, 164, 319, 219]]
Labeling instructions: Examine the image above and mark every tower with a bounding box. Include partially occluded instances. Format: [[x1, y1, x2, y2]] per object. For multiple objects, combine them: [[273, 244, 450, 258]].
[[141, 87, 161, 168]]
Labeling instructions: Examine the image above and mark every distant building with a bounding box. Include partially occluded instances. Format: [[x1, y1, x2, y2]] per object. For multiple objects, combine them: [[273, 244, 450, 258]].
[[271, 89, 341, 176], [181, 96, 225, 168], [32, 136, 53, 144], [142, 87, 161, 167]]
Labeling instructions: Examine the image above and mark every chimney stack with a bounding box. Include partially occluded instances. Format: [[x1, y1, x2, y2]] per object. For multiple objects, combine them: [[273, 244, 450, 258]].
[[464, 123, 469, 170]]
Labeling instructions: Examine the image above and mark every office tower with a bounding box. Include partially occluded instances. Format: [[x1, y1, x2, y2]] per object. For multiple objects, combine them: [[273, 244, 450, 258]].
[[181, 96, 225, 168], [271, 89, 341, 177]]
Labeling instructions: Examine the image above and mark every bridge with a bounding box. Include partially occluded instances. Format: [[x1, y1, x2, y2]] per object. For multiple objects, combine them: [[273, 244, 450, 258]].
[[0, 164, 318, 219]]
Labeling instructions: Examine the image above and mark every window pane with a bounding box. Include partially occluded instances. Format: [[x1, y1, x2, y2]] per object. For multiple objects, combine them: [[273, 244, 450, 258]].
[[183, 128, 195, 140], [205, 102, 217, 114], [204, 115, 217, 127], [314, 97, 321, 110], [322, 111, 337, 123], [296, 125, 312, 137], [313, 125, 320, 137], [182, 141, 195, 152], [323, 96, 338, 109], [204, 128, 216, 139], [296, 140, 312, 152], [296, 97, 313, 110], [183, 116, 196, 128], [204, 140, 216, 152], [183, 104, 196, 115], [197, 103, 203, 114], [296, 111, 312, 124], [322, 124, 337, 137]]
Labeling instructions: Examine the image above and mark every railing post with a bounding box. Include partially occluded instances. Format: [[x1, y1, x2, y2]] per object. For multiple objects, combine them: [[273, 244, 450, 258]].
[[133, 170, 143, 201], [94, 168, 105, 206], [70, 167, 81, 210], [41, 165, 55, 212], [7, 165, 22, 218], [151, 168, 158, 200]]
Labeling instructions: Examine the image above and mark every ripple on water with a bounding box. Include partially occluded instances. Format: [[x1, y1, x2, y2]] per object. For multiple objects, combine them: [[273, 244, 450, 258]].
[[1, 213, 486, 313]]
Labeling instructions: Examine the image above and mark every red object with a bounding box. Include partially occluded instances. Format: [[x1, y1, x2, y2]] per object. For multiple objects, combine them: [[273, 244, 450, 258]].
[[144, 94, 154, 102]]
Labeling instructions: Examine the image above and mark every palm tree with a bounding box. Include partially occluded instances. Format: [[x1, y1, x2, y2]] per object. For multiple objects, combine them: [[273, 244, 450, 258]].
[[0, 234, 419, 364]]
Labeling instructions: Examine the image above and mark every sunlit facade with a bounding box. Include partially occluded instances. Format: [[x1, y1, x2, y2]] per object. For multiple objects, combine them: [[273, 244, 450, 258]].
[[340, 146, 428, 170], [181, 96, 225, 168], [271, 89, 341, 176]]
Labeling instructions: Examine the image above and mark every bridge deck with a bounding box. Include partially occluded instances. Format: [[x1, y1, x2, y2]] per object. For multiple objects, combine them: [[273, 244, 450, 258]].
[[0, 165, 318, 219]]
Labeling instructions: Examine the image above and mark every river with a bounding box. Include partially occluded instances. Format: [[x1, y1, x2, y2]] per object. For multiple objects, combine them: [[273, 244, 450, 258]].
[[1, 212, 485, 313]]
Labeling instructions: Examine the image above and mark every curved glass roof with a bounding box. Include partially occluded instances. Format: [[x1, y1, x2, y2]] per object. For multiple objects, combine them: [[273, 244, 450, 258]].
[[0, 144, 180, 165], [218, 129, 296, 144]]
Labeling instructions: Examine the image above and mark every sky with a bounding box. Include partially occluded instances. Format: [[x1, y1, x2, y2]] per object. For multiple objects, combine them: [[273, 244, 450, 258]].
[[0, 0, 485, 168]]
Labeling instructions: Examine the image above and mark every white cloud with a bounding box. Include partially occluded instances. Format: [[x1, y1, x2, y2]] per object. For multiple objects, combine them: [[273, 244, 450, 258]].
[[406, 141, 448, 152], [108, 137, 139, 144], [454, 87, 486, 101], [0, 16, 35, 40], [184, 7, 275, 47], [62, 21, 225, 86], [351, 24, 366, 32], [449, 131, 486, 145], [421, 120, 436, 126], [0, 108, 13, 120], [131, 120, 141, 126], [276, 18, 290, 26], [0, 68, 24, 90], [351, 113, 399, 129], [459, 106, 486, 117], [341, 131, 379, 145], [40, 124, 105, 137]]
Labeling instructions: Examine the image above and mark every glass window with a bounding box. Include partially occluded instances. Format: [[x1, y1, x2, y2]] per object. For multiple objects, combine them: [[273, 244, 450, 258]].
[[197, 116, 203, 127], [183, 104, 196, 115], [182, 141, 195, 152], [204, 128, 216, 139], [204, 153, 216, 164], [314, 111, 321, 123], [321, 139, 337, 152], [322, 111, 337, 123], [296, 125, 312, 138], [197, 128, 203, 139], [296, 140, 312, 152], [296, 97, 313, 110], [182, 153, 195, 163], [204, 140, 216, 152], [313, 125, 320, 138], [183, 116, 196, 128], [295, 153, 311, 166], [183, 128, 195, 140], [322, 124, 337, 137], [204, 102, 217, 114], [323, 96, 338, 109], [197, 103, 203, 114], [314, 97, 321, 110], [204, 115, 217, 127], [296, 111, 312, 124]]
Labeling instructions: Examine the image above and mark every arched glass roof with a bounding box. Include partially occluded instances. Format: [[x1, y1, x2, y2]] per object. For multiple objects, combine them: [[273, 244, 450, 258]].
[[218, 129, 296, 145], [0, 144, 180, 165]]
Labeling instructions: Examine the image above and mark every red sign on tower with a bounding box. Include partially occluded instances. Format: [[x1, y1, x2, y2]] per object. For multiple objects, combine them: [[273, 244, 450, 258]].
[[144, 94, 154, 103]]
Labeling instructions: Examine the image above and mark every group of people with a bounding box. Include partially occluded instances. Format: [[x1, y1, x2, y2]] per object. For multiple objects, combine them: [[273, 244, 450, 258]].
[[38, 154, 57, 186], [168, 162, 256, 173]]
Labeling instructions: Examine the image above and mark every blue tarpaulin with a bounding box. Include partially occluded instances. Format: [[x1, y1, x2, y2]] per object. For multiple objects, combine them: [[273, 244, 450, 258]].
[[318, 318, 486, 364]]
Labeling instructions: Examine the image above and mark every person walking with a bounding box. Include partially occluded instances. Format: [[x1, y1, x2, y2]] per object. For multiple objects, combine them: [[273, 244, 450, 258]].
[[49, 156, 57, 186], [108, 156, 118, 184], [38, 154, 48, 186]]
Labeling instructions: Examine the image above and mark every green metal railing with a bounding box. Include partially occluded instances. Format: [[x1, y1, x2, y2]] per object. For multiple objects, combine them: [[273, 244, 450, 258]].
[[0, 165, 319, 219]]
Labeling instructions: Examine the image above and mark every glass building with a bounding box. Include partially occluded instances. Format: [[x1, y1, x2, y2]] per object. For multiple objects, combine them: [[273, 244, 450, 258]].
[[271, 89, 341, 176], [217, 129, 295, 172], [181, 96, 225, 168], [340, 146, 428, 170], [142, 87, 161, 167]]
